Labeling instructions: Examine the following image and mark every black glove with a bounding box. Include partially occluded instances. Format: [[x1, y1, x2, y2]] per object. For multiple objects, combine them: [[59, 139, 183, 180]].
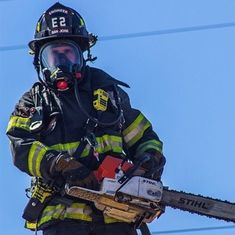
[[48, 153, 98, 190], [140, 151, 165, 180]]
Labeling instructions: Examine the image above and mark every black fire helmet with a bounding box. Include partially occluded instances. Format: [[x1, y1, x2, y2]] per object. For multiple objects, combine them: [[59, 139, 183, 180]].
[[28, 2, 97, 53]]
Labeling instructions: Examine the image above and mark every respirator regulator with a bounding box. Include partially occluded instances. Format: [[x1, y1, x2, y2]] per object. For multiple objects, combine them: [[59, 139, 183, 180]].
[[39, 40, 84, 91]]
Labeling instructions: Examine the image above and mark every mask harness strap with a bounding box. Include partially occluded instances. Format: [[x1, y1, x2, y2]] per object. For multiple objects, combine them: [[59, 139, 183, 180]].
[[72, 70, 125, 163]]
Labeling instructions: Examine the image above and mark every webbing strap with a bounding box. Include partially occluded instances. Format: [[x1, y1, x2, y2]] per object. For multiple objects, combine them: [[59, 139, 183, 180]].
[[73, 118, 98, 160]]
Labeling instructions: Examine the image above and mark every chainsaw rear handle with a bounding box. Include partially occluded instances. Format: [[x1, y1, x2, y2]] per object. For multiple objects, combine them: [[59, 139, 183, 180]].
[[118, 153, 151, 184], [118, 152, 166, 184]]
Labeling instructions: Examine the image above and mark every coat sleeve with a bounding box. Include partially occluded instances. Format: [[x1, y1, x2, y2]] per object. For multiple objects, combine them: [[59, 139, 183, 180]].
[[6, 90, 59, 179], [118, 87, 163, 160]]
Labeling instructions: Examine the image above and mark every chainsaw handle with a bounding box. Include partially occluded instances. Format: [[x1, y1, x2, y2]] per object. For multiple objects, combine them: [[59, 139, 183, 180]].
[[118, 154, 150, 184]]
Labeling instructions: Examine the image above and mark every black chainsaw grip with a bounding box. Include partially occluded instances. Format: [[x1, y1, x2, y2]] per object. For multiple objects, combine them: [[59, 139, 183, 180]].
[[118, 154, 150, 184]]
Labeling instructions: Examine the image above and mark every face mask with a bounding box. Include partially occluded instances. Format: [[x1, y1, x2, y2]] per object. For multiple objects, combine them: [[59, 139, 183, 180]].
[[39, 40, 84, 90]]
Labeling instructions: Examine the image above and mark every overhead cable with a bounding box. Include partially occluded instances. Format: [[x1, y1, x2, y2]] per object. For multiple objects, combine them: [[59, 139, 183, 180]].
[[0, 44, 26, 52], [1, 21, 235, 52], [149, 225, 235, 234], [99, 21, 235, 41]]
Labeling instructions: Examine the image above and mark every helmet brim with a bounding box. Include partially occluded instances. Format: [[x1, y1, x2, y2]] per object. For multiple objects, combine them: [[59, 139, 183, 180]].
[[28, 34, 92, 52]]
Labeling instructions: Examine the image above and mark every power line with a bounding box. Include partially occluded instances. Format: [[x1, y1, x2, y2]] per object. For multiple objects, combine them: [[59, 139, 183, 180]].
[[1, 21, 235, 52], [0, 44, 26, 52], [149, 225, 235, 234], [99, 21, 235, 41]]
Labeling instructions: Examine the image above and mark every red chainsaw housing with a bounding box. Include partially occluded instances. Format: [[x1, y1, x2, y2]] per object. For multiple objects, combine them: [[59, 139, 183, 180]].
[[94, 155, 133, 181]]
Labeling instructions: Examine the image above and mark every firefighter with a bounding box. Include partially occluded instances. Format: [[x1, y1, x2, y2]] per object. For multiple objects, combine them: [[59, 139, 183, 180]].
[[6, 3, 165, 235]]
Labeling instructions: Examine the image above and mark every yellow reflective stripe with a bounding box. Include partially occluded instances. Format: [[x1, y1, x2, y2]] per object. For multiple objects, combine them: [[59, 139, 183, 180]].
[[38, 203, 92, 227], [36, 22, 41, 32], [28, 141, 49, 177], [123, 114, 151, 147], [50, 142, 80, 155], [43, 135, 123, 157], [81, 143, 91, 157], [80, 18, 85, 26], [38, 204, 65, 227], [47, 135, 123, 159], [50, 141, 90, 158], [136, 139, 163, 154], [65, 213, 92, 221], [103, 215, 126, 224], [6, 116, 30, 132], [123, 113, 145, 136], [25, 221, 37, 230], [96, 135, 123, 153]]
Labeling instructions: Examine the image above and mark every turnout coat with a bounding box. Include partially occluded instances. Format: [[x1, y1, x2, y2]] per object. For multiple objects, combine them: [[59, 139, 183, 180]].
[[6, 66, 163, 229]]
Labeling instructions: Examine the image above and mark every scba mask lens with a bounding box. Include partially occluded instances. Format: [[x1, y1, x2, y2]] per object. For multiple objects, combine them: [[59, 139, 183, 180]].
[[39, 41, 83, 90]]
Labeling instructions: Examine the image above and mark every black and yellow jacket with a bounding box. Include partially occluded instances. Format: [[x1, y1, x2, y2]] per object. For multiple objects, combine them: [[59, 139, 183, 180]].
[[6, 66, 163, 229]]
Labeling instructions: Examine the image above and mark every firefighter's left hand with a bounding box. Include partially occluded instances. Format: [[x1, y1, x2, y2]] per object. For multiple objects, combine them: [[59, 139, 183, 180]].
[[140, 151, 165, 180]]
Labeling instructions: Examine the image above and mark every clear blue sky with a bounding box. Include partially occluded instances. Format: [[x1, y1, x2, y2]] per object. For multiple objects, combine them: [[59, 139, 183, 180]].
[[1, 0, 235, 234]]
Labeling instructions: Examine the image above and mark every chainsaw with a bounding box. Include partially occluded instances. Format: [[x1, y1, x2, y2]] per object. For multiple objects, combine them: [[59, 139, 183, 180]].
[[65, 155, 235, 231]]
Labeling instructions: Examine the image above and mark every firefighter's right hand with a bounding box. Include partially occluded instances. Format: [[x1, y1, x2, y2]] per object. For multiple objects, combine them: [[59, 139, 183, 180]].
[[49, 153, 82, 176], [49, 153, 98, 190], [63, 168, 99, 190]]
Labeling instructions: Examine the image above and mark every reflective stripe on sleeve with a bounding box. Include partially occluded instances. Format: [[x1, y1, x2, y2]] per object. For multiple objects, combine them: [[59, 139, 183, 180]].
[[6, 116, 30, 132], [122, 113, 151, 147], [28, 141, 50, 177], [136, 139, 163, 155]]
